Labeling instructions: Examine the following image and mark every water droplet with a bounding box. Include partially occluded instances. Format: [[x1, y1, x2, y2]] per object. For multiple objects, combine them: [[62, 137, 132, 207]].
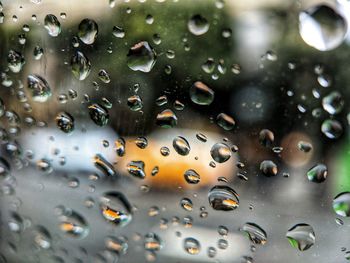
[[184, 169, 200, 184], [127, 41, 156, 72], [27, 74, 52, 102], [32, 226, 51, 249], [218, 225, 228, 236], [184, 237, 200, 254], [307, 163, 327, 183], [260, 160, 278, 176], [55, 112, 74, 133], [322, 91, 344, 114], [7, 50, 25, 73], [44, 14, 61, 37], [135, 136, 148, 149], [208, 185, 239, 211], [202, 58, 215, 74], [333, 192, 350, 217], [188, 14, 209, 35], [156, 109, 177, 128], [216, 113, 235, 130], [210, 143, 231, 163], [321, 119, 343, 139], [115, 138, 126, 157], [160, 146, 170, 156], [180, 198, 193, 211], [71, 51, 91, 80], [173, 136, 191, 156], [196, 133, 207, 142], [100, 192, 132, 226], [144, 233, 163, 251], [207, 246, 217, 258], [156, 95, 167, 106], [93, 154, 116, 176], [105, 236, 128, 255], [299, 4, 347, 51], [112, 26, 125, 38], [241, 222, 267, 245], [189, 81, 214, 105], [98, 69, 110, 83], [218, 239, 228, 249], [298, 141, 313, 152], [127, 160, 146, 179], [259, 129, 274, 147], [37, 158, 53, 173], [59, 210, 89, 239], [78, 19, 98, 45], [88, 103, 109, 126], [286, 224, 315, 251], [127, 95, 143, 111]]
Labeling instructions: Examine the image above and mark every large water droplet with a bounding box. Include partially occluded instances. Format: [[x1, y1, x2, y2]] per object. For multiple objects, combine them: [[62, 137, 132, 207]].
[[100, 192, 132, 226], [189, 81, 214, 105], [184, 169, 200, 184], [299, 4, 347, 51], [173, 136, 191, 156], [58, 209, 89, 239], [321, 119, 343, 139], [156, 109, 177, 128], [241, 222, 267, 245], [216, 113, 235, 130], [322, 91, 344, 114], [127, 160, 146, 179], [127, 41, 156, 72], [307, 163, 327, 183], [286, 224, 315, 251], [71, 51, 91, 80], [44, 14, 61, 37], [333, 192, 350, 217], [210, 143, 231, 163], [188, 14, 209, 35], [55, 112, 74, 133], [27, 74, 52, 102], [78, 18, 98, 45], [88, 103, 109, 126], [208, 185, 239, 211], [184, 237, 200, 255], [7, 50, 25, 73]]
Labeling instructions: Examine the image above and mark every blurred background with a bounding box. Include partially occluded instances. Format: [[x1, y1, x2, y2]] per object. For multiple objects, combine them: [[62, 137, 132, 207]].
[[0, 0, 350, 262]]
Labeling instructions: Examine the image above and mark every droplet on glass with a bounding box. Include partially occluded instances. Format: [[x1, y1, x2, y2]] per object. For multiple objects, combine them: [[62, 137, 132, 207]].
[[307, 163, 327, 183], [286, 223, 315, 251], [127, 41, 156, 73], [58, 210, 89, 239], [259, 129, 274, 148], [260, 160, 278, 176], [173, 136, 191, 156], [333, 192, 350, 217], [184, 237, 200, 255], [71, 51, 91, 80], [78, 18, 98, 45], [88, 103, 109, 126], [144, 233, 163, 251], [321, 119, 342, 139], [208, 185, 239, 211], [100, 191, 132, 226], [210, 143, 231, 163], [188, 14, 209, 35], [156, 109, 177, 128], [127, 160, 146, 179], [322, 91, 344, 114], [184, 169, 200, 184], [27, 74, 52, 102], [241, 222, 267, 245], [55, 112, 74, 133], [216, 113, 235, 130], [44, 14, 61, 37], [7, 50, 25, 73], [189, 81, 214, 106], [299, 4, 347, 51]]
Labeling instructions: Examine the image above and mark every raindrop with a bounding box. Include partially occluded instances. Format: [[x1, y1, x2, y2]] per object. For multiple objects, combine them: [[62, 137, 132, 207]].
[[135, 137, 148, 149], [98, 69, 110, 83], [298, 141, 313, 152], [173, 136, 191, 156], [218, 239, 228, 249], [112, 26, 125, 38], [100, 192, 133, 226], [55, 112, 74, 133], [188, 14, 209, 35], [216, 113, 235, 130], [184, 237, 200, 254], [33, 46, 44, 60], [93, 154, 116, 177], [88, 103, 109, 126], [7, 50, 25, 73], [207, 247, 217, 258], [208, 185, 239, 211], [58, 209, 89, 239], [333, 192, 350, 217], [127, 95, 143, 111], [189, 81, 214, 105], [127, 160, 146, 179], [307, 164, 327, 183], [241, 222, 267, 245], [180, 198, 193, 211], [299, 4, 347, 51], [160, 146, 170, 156], [260, 160, 278, 176], [156, 109, 177, 128], [322, 91, 344, 114], [196, 133, 207, 142], [202, 58, 215, 74], [32, 226, 51, 249], [105, 236, 128, 255], [27, 74, 52, 102], [259, 129, 274, 147], [78, 18, 98, 45], [71, 51, 91, 80], [127, 41, 156, 73], [286, 223, 315, 251], [321, 119, 342, 139], [210, 143, 231, 163], [184, 169, 200, 184], [144, 233, 163, 251], [44, 14, 61, 37]]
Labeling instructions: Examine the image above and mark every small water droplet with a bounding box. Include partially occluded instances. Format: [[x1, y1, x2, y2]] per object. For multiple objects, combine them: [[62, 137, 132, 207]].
[[184, 169, 200, 184], [322, 91, 344, 114], [55, 112, 74, 133], [88, 103, 109, 126], [58, 209, 89, 239]]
